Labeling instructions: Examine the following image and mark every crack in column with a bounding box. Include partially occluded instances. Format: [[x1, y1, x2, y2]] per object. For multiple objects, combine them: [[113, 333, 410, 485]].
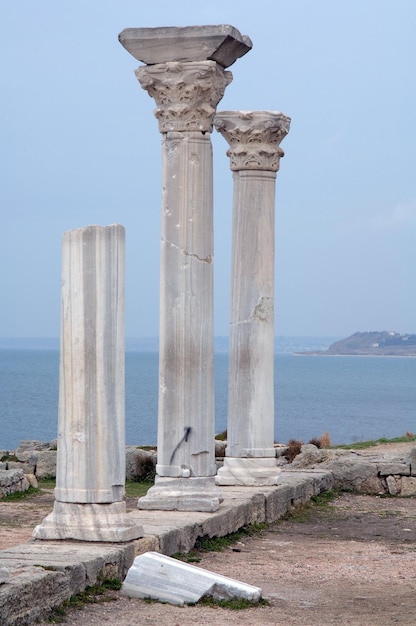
[[162, 238, 212, 263]]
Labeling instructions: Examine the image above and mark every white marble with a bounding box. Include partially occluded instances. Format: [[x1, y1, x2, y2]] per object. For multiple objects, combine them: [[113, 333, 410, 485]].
[[119, 24, 252, 67], [120, 27, 251, 510], [33, 502, 141, 542], [137, 476, 223, 512], [35, 224, 143, 541], [121, 551, 262, 605], [214, 111, 290, 486]]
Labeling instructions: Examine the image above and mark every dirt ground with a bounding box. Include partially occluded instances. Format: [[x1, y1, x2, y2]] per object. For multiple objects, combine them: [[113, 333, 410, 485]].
[[1, 442, 416, 625]]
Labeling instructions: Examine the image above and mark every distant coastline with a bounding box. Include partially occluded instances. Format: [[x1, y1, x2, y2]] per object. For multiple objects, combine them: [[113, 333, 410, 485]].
[[0, 336, 339, 354], [297, 331, 416, 357]]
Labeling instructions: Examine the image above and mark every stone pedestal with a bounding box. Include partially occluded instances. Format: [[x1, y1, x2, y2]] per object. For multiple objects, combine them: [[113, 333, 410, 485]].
[[34, 225, 143, 541], [119, 26, 251, 511], [214, 111, 290, 486]]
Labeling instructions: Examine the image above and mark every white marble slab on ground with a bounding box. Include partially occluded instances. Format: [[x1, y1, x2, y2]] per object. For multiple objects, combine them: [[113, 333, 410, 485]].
[[121, 551, 262, 606]]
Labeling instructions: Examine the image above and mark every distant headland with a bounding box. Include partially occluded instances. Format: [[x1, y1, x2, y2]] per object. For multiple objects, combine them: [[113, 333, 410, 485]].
[[298, 331, 416, 356]]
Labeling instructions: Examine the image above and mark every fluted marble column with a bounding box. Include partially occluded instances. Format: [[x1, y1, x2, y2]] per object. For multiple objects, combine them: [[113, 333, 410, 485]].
[[214, 111, 290, 486], [119, 26, 252, 511], [34, 224, 143, 541]]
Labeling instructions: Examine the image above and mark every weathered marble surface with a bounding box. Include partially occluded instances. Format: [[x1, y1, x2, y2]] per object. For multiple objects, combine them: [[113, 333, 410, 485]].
[[120, 27, 250, 510], [214, 112, 290, 486], [121, 551, 262, 605], [35, 224, 142, 541], [33, 502, 141, 542], [118, 24, 252, 67], [214, 458, 281, 487], [137, 476, 223, 512]]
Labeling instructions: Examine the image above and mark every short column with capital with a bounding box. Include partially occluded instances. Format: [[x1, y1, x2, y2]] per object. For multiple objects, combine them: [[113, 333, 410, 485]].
[[119, 27, 252, 510], [214, 111, 290, 486]]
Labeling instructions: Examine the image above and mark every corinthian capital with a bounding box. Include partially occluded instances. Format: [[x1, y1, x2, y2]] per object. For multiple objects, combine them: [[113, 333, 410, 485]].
[[136, 61, 232, 133], [214, 110, 291, 171]]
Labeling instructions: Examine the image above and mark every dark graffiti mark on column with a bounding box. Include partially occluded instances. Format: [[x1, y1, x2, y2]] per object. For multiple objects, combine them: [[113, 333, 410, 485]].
[[170, 426, 192, 465]]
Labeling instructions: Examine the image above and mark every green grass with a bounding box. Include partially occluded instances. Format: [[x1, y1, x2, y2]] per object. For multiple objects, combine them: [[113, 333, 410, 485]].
[[125, 479, 154, 498], [46, 579, 121, 623], [335, 434, 416, 450], [173, 522, 267, 563], [1, 486, 41, 501], [35, 478, 153, 498], [280, 489, 341, 523], [38, 478, 56, 490]]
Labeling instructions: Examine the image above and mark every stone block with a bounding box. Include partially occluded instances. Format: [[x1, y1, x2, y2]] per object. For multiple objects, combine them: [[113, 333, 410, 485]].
[[15, 448, 39, 465], [121, 551, 262, 605], [360, 475, 385, 494], [324, 459, 378, 492], [133, 535, 160, 557], [215, 440, 226, 457], [16, 440, 50, 453], [264, 483, 294, 523], [377, 462, 410, 476], [7, 461, 35, 474], [410, 447, 416, 475], [290, 444, 323, 468], [118, 25, 252, 68], [0, 469, 29, 496], [386, 475, 400, 495], [24, 473, 38, 488], [0, 566, 70, 626], [36, 450, 57, 479], [400, 476, 416, 497], [125, 447, 156, 481]]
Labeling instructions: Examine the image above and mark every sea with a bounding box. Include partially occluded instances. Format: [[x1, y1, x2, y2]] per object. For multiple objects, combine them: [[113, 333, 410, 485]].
[[0, 337, 415, 451]]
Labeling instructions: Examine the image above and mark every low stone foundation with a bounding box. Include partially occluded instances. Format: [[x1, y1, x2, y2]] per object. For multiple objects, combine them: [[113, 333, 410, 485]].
[[2, 440, 416, 497], [285, 443, 416, 496]]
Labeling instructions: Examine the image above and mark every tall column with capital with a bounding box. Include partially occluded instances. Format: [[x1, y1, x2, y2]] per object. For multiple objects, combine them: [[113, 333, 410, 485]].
[[119, 26, 252, 510], [214, 111, 290, 486]]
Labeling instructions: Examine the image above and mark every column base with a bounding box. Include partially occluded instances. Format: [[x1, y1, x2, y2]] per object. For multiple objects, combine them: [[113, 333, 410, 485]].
[[215, 457, 281, 487], [137, 476, 223, 512], [33, 501, 144, 542]]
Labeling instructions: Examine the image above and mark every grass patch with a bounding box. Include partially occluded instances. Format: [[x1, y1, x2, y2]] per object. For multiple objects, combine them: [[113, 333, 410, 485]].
[[36, 478, 153, 498], [46, 579, 121, 623], [1, 454, 18, 462], [198, 596, 269, 610], [38, 478, 56, 490], [125, 479, 154, 499], [1, 486, 41, 501], [280, 489, 341, 523], [173, 522, 267, 563], [335, 433, 416, 450]]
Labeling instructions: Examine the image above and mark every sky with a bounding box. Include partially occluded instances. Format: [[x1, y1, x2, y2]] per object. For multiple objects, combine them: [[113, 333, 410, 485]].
[[1, 0, 415, 339]]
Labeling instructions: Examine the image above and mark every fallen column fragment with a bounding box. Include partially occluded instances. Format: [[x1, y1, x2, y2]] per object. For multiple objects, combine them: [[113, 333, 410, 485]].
[[121, 551, 262, 606]]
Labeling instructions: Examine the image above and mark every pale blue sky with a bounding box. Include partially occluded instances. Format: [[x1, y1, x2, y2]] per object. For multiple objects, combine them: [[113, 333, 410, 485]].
[[1, 1, 415, 338]]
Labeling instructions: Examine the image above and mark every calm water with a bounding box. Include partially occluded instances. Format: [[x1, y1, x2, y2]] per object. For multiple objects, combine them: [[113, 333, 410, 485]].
[[0, 347, 415, 450]]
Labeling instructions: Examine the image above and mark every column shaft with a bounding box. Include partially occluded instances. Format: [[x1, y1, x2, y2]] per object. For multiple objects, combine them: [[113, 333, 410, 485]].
[[34, 224, 143, 541], [214, 110, 290, 486], [56, 225, 125, 502], [228, 170, 277, 457], [157, 131, 215, 478]]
